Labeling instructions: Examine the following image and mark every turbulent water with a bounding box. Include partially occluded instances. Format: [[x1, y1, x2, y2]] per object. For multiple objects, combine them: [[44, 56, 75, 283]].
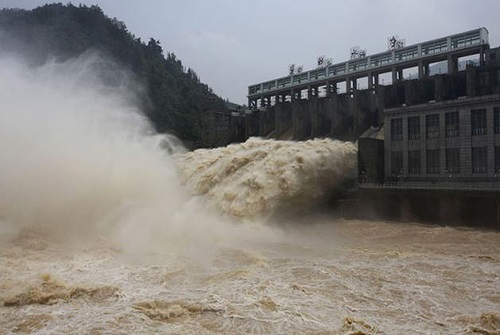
[[2, 219, 499, 334], [0, 53, 499, 335], [176, 138, 357, 219]]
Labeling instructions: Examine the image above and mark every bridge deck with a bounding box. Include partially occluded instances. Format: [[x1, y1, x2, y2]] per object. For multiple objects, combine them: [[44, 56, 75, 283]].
[[248, 28, 489, 99]]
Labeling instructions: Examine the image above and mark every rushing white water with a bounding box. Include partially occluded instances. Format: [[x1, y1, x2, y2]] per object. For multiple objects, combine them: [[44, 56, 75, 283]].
[[0, 53, 499, 335], [176, 138, 357, 219]]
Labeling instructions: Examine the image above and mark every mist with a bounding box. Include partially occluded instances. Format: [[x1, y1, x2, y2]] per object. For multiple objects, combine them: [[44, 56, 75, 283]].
[[0, 47, 361, 262], [0, 50, 236, 256]]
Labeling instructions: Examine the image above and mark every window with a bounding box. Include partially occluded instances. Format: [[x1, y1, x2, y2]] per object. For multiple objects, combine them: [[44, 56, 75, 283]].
[[408, 150, 421, 174], [471, 109, 487, 135], [427, 149, 440, 174], [408, 116, 420, 140], [495, 147, 500, 173], [472, 147, 487, 173], [446, 148, 460, 174], [391, 151, 403, 175], [445, 112, 459, 137], [426, 114, 440, 139], [494, 107, 500, 134], [391, 118, 403, 141]]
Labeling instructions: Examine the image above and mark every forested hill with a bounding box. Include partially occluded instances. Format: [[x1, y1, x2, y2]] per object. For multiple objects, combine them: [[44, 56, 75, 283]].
[[0, 3, 226, 144]]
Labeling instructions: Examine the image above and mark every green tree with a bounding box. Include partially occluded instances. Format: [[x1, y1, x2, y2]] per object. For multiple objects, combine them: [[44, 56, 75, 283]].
[[0, 3, 225, 145]]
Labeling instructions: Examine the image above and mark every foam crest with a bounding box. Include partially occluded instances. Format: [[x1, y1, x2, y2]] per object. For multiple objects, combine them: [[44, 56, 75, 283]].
[[175, 138, 357, 218]]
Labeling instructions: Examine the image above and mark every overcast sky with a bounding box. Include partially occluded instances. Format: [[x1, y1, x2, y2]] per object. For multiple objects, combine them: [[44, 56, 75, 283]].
[[1, 0, 500, 104]]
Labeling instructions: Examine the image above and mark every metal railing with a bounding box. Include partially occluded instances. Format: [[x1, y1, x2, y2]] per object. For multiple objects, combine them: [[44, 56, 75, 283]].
[[249, 28, 489, 97]]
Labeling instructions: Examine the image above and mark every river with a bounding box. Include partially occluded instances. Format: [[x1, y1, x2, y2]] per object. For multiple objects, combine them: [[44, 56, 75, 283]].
[[0, 52, 498, 335]]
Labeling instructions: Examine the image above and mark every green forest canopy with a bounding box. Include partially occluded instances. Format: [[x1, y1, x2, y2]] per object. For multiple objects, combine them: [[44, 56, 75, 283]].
[[0, 3, 226, 144]]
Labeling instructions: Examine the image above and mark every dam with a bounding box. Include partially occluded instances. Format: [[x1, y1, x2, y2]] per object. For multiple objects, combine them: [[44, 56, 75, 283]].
[[202, 27, 500, 228], [0, 21, 499, 334]]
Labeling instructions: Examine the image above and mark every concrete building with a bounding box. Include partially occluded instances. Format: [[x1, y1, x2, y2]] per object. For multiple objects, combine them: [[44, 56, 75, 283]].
[[244, 28, 493, 142], [384, 94, 500, 183], [200, 103, 247, 148], [355, 38, 500, 229], [212, 27, 500, 228], [358, 92, 500, 229]]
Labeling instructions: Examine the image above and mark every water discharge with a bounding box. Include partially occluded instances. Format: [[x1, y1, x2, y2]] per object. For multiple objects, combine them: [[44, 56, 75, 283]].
[[0, 53, 499, 334], [176, 138, 357, 219]]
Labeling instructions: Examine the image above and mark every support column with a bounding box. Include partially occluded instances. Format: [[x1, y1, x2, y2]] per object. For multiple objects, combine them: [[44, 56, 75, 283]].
[[466, 66, 476, 97], [392, 67, 398, 84], [447, 54, 458, 74], [263, 96, 268, 107], [248, 98, 254, 109], [435, 75, 443, 101], [351, 90, 360, 136], [274, 102, 292, 138], [404, 80, 414, 105], [420, 62, 429, 78], [245, 110, 256, 139], [480, 45, 486, 66], [309, 86, 318, 99], [368, 73, 374, 90], [326, 81, 333, 97], [330, 92, 339, 134], [291, 101, 311, 140], [310, 97, 319, 137], [329, 82, 337, 95], [292, 102, 299, 139], [282, 92, 289, 103], [376, 85, 385, 126]]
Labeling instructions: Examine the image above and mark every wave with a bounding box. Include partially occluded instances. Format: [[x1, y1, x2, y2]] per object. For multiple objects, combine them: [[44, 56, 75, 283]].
[[175, 138, 357, 219]]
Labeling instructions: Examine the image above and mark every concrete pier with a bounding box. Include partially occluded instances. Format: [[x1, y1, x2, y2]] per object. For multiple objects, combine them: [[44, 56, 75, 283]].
[[241, 60, 499, 142], [249, 28, 489, 109]]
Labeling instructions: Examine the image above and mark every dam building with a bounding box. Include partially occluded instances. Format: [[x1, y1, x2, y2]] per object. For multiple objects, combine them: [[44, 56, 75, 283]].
[[357, 57, 500, 229], [247, 28, 488, 109], [202, 27, 500, 228], [242, 28, 490, 142], [204, 28, 493, 145]]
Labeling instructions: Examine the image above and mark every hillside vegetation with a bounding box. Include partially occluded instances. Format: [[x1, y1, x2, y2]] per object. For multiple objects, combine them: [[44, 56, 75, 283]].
[[0, 3, 225, 144]]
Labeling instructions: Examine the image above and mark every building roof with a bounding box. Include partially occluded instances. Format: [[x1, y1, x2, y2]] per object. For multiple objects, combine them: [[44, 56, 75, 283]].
[[359, 125, 384, 140]]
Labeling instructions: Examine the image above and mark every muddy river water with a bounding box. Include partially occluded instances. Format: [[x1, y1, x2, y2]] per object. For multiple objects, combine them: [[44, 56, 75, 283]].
[[0, 53, 498, 335], [1, 217, 499, 334]]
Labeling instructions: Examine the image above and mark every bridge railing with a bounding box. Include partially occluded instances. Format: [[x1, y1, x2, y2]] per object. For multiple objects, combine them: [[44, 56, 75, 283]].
[[248, 27, 489, 98]]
